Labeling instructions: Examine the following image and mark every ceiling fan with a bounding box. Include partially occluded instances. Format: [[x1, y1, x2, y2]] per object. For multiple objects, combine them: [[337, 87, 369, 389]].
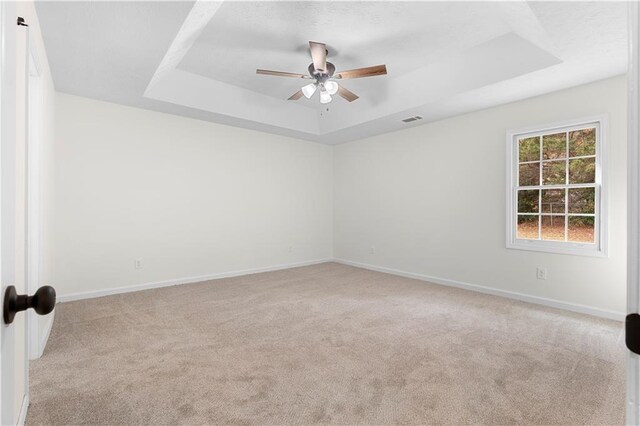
[[256, 41, 387, 104]]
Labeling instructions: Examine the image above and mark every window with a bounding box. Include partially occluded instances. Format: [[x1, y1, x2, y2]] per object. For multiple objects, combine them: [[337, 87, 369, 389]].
[[506, 116, 607, 256]]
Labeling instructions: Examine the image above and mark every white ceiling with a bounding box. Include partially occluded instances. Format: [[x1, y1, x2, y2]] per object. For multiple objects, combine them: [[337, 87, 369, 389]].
[[35, 1, 628, 144], [179, 2, 513, 104]]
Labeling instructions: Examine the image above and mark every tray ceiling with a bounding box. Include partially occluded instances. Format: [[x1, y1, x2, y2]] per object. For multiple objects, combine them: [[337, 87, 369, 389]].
[[35, 1, 628, 144]]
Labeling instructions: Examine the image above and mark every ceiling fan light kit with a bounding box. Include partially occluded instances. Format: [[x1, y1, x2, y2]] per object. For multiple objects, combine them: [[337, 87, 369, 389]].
[[256, 41, 387, 104]]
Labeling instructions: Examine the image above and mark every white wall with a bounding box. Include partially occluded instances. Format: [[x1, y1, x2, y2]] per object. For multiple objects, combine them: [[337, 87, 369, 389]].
[[54, 94, 333, 298], [54, 77, 627, 318], [333, 76, 627, 318]]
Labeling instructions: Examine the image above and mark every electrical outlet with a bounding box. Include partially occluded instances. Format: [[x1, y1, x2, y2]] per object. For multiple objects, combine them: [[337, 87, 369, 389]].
[[134, 259, 143, 270], [536, 267, 547, 280], [369, 246, 376, 254]]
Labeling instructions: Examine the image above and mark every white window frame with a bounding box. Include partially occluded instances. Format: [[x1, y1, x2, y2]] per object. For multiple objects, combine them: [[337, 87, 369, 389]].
[[506, 115, 608, 257]]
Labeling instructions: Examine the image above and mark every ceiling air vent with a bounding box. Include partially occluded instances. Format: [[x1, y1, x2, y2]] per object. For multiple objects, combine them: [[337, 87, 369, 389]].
[[402, 115, 423, 123]]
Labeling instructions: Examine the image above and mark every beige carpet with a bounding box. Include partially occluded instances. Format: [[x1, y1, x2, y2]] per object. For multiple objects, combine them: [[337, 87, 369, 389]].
[[27, 262, 624, 425]]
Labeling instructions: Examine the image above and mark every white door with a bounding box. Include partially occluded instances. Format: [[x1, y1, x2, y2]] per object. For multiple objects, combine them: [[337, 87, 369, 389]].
[[630, 2, 640, 425], [0, 3, 31, 424]]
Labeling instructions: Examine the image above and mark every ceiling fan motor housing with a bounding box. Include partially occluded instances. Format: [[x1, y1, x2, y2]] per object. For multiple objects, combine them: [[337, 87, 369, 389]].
[[308, 62, 335, 82]]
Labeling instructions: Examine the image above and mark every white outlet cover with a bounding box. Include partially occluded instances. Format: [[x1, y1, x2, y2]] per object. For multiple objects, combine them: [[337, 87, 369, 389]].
[[536, 267, 547, 280]]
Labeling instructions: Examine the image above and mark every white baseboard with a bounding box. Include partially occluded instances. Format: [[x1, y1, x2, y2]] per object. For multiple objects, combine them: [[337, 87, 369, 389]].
[[333, 258, 625, 321], [29, 311, 55, 360], [18, 394, 29, 426], [38, 312, 55, 357], [55, 256, 624, 321], [57, 258, 332, 303]]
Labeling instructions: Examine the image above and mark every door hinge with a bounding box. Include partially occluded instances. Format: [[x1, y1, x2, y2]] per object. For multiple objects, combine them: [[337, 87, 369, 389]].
[[17, 17, 28, 27], [627, 313, 640, 355]]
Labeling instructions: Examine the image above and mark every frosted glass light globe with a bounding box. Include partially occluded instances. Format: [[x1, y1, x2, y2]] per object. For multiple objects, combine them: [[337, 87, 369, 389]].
[[319, 90, 332, 104], [324, 81, 338, 95], [301, 83, 317, 99]]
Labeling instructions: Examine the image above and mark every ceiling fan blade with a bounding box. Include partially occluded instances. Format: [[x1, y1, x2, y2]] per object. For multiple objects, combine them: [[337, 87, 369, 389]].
[[309, 41, 327, 72], [335, 64, 387, 80], [256, 69, 311, 79], [337, 85, 359, 102], [288, 90, 304, 101]]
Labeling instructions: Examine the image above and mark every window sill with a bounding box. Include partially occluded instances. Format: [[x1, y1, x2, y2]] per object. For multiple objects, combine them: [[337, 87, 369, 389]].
[[506, 240, 607, 258]]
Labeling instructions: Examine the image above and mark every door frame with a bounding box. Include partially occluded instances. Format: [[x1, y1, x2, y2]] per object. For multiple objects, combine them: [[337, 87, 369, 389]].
[[17, 14, 30, 425], [628, 2, 640, 425], [26, 28, 43, 361], [0, 0, 4, 418]]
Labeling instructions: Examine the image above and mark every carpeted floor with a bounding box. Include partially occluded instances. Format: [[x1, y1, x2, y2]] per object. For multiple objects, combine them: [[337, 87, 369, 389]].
[[27, 262, 625, 425]]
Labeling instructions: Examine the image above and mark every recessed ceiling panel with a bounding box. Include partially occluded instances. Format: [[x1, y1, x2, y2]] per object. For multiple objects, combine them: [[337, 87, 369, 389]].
[[177, 1, 513, 104]]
